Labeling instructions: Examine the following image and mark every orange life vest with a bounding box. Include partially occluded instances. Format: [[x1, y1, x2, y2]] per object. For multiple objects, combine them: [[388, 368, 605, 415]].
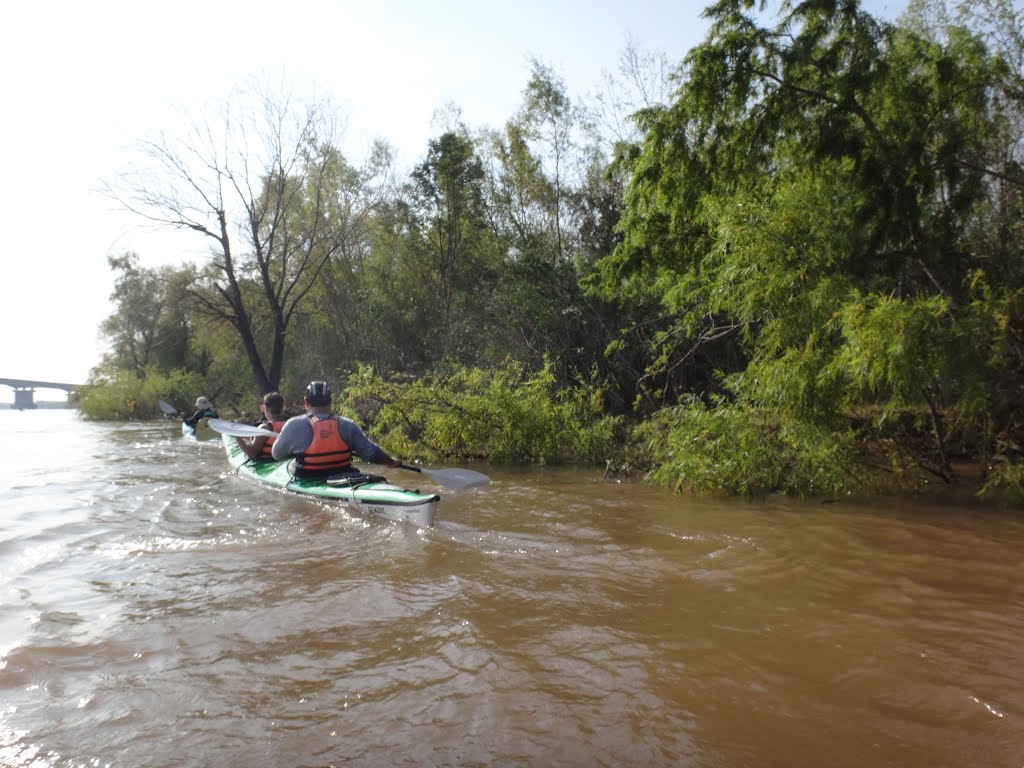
[[297, 416, 352, 474], [257, 420, 287, 460]]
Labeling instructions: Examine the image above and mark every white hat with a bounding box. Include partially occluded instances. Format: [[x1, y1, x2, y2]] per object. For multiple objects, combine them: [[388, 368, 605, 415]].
[[195, 396, 212, 409]]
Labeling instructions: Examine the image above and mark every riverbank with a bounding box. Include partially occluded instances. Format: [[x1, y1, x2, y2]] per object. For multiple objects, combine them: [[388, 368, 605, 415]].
[[75, 369, 1022, 508]]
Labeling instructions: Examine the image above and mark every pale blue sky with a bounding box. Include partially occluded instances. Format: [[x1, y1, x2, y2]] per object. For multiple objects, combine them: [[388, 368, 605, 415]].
[[0, 0, 907, 399]]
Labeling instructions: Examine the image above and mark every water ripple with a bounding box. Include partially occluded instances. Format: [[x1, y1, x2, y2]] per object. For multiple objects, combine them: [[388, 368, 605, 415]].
[[1, 414, 1022, 767]]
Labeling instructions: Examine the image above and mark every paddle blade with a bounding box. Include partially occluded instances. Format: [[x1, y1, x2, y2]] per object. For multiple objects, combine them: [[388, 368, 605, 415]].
[[193, 417, 219, 442], [399, 464, 490, 489], [208, 418, 274, 438], [158, 399, 179, 415]]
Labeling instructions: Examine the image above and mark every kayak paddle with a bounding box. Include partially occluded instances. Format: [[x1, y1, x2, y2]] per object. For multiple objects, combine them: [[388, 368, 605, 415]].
[[398, 464, 490, 489], [208, 419, 489, 489], [208, 418, 273, 437]]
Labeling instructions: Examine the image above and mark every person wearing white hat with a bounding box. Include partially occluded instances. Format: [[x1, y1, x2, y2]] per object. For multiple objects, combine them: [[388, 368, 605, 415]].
[[183, 396, 218, 429]]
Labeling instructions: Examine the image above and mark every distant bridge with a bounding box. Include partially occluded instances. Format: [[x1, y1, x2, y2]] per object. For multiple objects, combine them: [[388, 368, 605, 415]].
[[0, 378, 82, 410]]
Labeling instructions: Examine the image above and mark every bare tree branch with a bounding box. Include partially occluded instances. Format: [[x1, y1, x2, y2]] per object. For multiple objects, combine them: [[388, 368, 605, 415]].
[[109, 78, 397, 392]]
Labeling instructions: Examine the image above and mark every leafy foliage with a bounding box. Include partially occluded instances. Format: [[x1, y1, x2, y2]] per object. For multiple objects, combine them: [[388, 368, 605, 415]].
[[79, 368, 205, 421], [595, 0, 1024, 499], [340, 360, 621, 465], [636, 395, 863, 496]]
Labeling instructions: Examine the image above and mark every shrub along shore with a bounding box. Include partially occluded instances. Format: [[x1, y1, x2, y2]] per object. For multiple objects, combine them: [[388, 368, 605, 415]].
[[78, 361, 1015, 506]]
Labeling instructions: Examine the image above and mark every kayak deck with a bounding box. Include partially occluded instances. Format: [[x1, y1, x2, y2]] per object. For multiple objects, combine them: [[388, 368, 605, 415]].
[[221, 434, 439, 526]]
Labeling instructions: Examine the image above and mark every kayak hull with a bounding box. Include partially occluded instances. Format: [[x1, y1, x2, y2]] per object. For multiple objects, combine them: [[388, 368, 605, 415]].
[[221, 434, 439, 526]]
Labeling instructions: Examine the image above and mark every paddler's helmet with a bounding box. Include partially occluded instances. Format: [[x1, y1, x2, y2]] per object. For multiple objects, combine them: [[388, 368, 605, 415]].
[[195, 396, 212, 409], [305, 381, 332, 407]]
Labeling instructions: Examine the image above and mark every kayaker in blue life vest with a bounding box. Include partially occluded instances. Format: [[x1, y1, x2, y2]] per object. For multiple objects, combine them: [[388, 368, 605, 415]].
[[271, 381, 400, 478], [235, 391, 288, 460], [183, 396, 218, 429]]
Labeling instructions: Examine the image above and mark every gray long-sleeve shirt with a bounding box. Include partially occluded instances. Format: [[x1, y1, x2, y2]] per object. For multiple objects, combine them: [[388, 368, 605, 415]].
[[270, 413, 390, 465]]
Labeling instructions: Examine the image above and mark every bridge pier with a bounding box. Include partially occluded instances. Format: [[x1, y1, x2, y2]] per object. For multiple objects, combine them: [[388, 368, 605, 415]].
[[13, 387, 37, 410]]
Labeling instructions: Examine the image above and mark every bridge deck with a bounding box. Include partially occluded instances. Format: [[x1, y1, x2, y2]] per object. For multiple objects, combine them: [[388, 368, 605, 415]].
[[0, 378, 81, 391]]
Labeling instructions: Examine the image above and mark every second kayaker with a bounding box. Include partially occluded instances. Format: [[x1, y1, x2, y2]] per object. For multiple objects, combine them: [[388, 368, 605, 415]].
[[183, 396, 218, 429], [235, 391, 288, 460]]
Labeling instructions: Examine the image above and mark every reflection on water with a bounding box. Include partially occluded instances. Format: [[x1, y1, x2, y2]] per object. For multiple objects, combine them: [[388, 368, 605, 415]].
[[0, 410, 1021, 767]]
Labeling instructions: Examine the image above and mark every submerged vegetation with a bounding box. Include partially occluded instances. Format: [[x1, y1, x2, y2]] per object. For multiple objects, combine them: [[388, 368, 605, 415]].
[[84, 0, 1024, 505]]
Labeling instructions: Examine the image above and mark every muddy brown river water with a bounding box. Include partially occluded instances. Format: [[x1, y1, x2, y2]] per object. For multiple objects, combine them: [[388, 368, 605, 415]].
[[0, 410, 1020, 767]]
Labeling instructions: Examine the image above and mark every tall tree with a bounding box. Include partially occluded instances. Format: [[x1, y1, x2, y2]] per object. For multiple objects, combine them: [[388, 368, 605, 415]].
[[408, 130, 490, 357], [482, 122, 550, 258], [110, 82, 392, 393], [100, 252, 164, 379], [583, 35, 675, 155], [150, 262, 199, 373], [517, 58, 582, 262]]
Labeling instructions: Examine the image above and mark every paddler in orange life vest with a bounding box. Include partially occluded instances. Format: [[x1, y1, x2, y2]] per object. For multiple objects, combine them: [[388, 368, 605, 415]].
[[271, 381, 401, 478], [235, 391, 287, 461]]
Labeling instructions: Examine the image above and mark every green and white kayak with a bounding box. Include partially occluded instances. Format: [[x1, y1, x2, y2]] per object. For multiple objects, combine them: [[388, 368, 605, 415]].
[[220, 434, 439, 527], [182, 417, 218, 442]]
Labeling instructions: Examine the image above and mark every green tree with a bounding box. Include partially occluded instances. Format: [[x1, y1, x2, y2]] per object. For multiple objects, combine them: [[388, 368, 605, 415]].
[[143, 262, 201, 374], [406, 129, 497, 361], [100, 252, 164, 379], [598, 0, 1024, 492], [517, 58, 584, 263], [410, 132, 486, 318], [482, 122, 550, 259]]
